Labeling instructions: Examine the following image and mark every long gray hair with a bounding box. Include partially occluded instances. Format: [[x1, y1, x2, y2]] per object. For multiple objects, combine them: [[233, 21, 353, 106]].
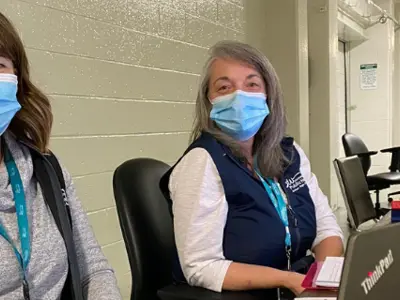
[[191, 40, 288, 178]]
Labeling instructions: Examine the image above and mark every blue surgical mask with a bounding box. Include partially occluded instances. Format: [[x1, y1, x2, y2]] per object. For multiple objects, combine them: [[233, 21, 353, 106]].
[[210, 90, 269, 141], [0, 74, 21, 135]]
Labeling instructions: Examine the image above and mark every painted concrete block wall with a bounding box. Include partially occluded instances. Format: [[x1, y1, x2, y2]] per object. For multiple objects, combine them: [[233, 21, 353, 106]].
[[0, 0, 245, 298]]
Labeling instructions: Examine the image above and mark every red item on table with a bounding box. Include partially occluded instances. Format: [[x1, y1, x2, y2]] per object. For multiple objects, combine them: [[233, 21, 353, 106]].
[[391, 201, 400, 210], [301, 262, 339, 291]]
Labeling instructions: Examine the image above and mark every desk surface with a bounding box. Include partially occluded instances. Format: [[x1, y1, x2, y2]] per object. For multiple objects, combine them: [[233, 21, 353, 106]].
[[300, 290, 337, 297]]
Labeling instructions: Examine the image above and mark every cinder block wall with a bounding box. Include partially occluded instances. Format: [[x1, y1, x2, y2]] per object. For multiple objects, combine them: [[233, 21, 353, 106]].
[[0, 0, 245, 298]]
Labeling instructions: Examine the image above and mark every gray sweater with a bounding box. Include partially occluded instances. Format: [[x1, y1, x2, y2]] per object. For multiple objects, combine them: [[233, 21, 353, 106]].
[[0, 133, 122, 300]]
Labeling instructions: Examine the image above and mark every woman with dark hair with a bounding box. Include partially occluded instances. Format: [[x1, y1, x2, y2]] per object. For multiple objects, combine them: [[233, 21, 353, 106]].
[[0, 12, 121, 300], [160, 41, 344, 298]]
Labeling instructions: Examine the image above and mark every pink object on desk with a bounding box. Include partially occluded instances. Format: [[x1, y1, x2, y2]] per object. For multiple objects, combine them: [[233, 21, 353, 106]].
[[301, 262, 339, 291]]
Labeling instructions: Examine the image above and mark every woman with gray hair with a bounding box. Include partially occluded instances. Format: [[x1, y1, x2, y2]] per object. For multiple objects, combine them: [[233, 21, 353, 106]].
[[160, 41, 343, 298]]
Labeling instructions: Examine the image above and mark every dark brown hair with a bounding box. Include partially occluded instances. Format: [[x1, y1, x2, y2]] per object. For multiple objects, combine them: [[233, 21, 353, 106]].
[[0, 12, 52, 152]]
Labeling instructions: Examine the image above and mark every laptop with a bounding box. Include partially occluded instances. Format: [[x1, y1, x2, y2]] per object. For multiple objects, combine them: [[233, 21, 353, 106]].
[[337, 222, 400, 299]]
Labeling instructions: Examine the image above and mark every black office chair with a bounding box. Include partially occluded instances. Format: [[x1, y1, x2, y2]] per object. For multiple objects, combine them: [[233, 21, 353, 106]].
[[112, 158, 263, 300], [342, 133, 400, 216], [334, 156, 378, 230]]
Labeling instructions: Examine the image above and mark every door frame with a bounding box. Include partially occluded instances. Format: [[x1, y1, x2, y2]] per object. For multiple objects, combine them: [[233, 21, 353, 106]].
[[339, 39, 350, 133]]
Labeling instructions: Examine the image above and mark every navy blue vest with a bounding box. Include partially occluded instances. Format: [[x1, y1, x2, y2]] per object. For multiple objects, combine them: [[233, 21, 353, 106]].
[[160, 132, 317, 285]]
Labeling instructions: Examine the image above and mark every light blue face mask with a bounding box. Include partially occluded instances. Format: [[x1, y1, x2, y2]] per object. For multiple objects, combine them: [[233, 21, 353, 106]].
[[210, 90, 269, 141], [0, 74, 21, 135]]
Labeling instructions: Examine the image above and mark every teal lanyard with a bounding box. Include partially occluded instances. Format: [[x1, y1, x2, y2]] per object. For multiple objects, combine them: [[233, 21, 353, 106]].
[[255, 170, 292, 270], [0, 146, 31, 298]]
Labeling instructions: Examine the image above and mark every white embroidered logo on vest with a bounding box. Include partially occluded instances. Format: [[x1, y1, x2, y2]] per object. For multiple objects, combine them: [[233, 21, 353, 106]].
[[285, 172, 306, 193]]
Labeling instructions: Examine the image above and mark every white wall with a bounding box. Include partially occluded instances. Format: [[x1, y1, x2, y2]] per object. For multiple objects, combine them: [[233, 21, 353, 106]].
[[337, 42, 347, 160], [335, 0, 400, 206], [319, 0, 398, 208], [308, 0, 339, 205], [334, 41, 347, 208], [340, 0, 374, 15], [347, 1, 394, 176], [394, 3, 400, 146]]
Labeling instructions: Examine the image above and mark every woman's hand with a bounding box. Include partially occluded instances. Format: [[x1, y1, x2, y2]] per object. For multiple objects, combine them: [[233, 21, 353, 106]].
[[284, 272, 306, 296]]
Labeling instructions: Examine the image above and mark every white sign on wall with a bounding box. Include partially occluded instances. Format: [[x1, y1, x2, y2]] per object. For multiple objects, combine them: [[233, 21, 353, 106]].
[[360, 63, 377, 90]]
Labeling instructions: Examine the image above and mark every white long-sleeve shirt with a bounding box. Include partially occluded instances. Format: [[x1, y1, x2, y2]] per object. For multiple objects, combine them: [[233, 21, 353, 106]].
[[169, 143, 343, 292]]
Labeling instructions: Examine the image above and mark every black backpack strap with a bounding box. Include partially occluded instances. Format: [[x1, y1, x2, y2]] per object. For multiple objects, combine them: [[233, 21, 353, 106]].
[[46, 152, 66, 190], [45, 151, 72, 226], [31, 150, 83, 300]]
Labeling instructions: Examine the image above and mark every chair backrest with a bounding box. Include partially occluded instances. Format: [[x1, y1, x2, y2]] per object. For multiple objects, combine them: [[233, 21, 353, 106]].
[[342, 133, 371, 175], [333, 156, 376, 228], [113, 158, 174, 300]]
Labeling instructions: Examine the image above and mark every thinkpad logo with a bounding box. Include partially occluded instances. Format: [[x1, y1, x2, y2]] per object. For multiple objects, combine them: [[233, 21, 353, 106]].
[[361, 249, 394, 295], [285, 172, 306, 193]]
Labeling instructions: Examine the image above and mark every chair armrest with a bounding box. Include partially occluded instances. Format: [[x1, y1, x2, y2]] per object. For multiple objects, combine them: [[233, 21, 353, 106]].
[[355, 151, 378, 158], [381, 147, 400, 172], [381, 146, 400, 153], [158, 284, 259, 300]]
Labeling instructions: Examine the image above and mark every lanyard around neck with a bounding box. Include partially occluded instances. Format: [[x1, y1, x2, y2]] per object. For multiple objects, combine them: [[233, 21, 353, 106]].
[[0, 145, 31, 294], [255, 170, 292, 269]]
